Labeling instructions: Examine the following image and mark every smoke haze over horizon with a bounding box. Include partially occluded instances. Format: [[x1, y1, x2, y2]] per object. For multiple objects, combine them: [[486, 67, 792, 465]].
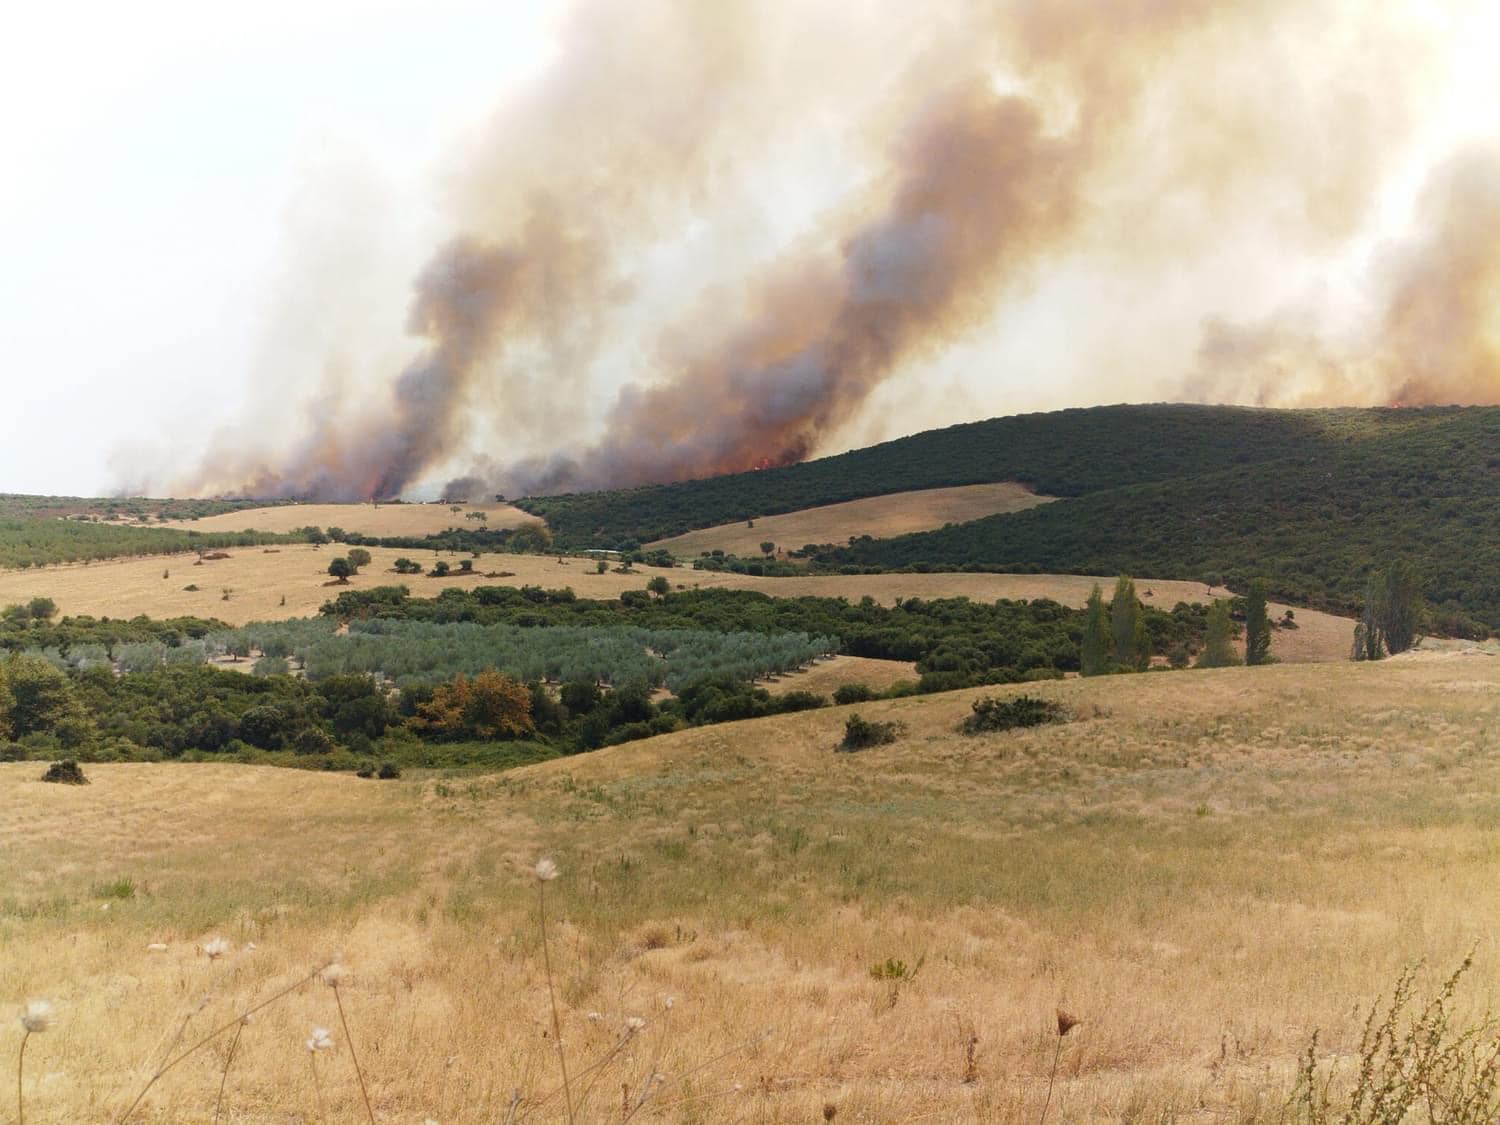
[[121, 0, 1500, 501]]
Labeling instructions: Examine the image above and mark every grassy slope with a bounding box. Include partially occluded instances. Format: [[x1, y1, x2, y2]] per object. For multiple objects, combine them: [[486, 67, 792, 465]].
[[6, 654, 1500, 1121], [646, 481, 1053, 556]]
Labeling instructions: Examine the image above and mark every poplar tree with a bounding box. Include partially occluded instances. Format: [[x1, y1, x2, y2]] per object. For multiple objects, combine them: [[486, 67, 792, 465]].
[[1244, 578, 1272, 665], [1110, 575, 1146, 669], [1080, 584, 1111, 676]]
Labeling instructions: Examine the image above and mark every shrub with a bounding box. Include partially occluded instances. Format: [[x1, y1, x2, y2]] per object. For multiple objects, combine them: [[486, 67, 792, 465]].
[[40, 759, 88, 784], [293, 727, 335, 756], [958, 694, 1066, 735], [832, 683, 876, 705], [377, 760, 401, 779], [838, 712, 903, 752]]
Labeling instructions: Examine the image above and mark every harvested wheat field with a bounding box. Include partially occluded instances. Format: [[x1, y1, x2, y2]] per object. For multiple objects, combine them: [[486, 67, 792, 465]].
[[158, 501, 535, 537], [0, 549, 1354, 662], [5, 654, 1500, 1121], [647, 482, 1053, 557]]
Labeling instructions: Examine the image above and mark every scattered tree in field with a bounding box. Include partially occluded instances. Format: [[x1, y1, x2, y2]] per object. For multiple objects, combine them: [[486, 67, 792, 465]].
[[326, 526, 346, 542], [595, 559, 608, 574], [1196, 600, 1240, 667], [1244, 578, 1273, 665], [393, 557, 422, 574], [27, 598, 56, 622], [647, 575, 670, 597], [458, 558, 474, 573], [327, 558, 354, 584], [429, 560, 450, 578], [760, 541, 776, 557], [1080, 584, 1111, 676], [346, 547, 372, 573], [1109, 576, 1148, 670]]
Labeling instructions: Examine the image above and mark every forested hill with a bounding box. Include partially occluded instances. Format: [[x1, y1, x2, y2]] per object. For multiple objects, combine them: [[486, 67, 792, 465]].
[[815, 405, 1500, 630], [516, 404, 1476, 547]]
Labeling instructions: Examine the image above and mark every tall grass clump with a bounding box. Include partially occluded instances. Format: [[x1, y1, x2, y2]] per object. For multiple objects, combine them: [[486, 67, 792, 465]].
[[1292, 956, 1500, 1122], [957, 694, 1066, 734]]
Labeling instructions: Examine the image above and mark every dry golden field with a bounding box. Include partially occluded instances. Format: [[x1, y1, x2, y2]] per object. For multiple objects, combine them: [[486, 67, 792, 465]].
[[158, 502, 535, 537], [6, 654, 1500, 1122], [0, 547, 1352, 663], [762, 655, 918, 696], [646, 483, 1053, 557]]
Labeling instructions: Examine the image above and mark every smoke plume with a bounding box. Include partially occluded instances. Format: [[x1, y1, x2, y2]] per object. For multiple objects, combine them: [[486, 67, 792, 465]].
[[165, 0, 1500, 500]]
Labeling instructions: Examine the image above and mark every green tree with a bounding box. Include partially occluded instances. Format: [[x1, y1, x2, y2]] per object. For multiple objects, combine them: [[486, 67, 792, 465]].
[[1376, 559, 1423, 654], [1080, 584, 1111, 676], [0, 665, 14, 741], [596, 559, 608, 574], [646, 575, 670, 597], [1244, 578, 1272, 665], [27, 597, 57, 622], [327, 557, 354, 583], [1196, 600, 1239, 668], [1110, 576, 1146, 669], [2, 654, 89, 741], [760, 541, 776, 557], [346, 547, 372, 572]]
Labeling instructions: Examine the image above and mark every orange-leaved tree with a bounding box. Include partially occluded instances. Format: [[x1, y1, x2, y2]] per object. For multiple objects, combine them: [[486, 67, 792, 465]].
[[411, 668, 534, 740]]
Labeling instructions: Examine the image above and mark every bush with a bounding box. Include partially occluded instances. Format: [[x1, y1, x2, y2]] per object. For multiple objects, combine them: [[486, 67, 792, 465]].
[[40, 759, 88, 784], [377, 760, 401, 779], [838, 712, 903, 752], [958, 694, 1066, 735], [832, 683, 876, 705]]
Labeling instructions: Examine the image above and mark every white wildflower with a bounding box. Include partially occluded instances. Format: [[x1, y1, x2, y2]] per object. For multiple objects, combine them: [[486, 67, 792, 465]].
[[305, 1026, 334, 1052], [321, 962, 346, 986], [624, 1016, 646, 1033], [586, 1011, 604, 1022], [202, 937, 230, 960], [20, 1000, 53, 1033], [534, 857, 559, 882]]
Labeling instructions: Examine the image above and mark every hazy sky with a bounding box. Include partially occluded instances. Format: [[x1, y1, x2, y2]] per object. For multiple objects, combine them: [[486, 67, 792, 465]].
[[1, 0, 555, 495], [4, 1, 1500, 498]]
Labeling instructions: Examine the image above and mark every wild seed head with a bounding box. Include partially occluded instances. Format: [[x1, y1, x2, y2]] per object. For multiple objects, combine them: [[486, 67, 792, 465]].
[[534, 857, 559, 882], [624, 1016, 646, 1034], [321, 962, 347, 986], [306, 1027, 334, 1052], [662, 996, 675, 1011], [1056, 1009, 1080, 1037], [20, 1000, 53, 1033], [823, 1103, 838, 1121], [203, 938, 230, 960]]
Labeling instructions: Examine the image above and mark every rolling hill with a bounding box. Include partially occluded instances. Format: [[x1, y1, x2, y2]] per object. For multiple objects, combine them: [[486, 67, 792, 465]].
[[519, 403, 1500, 630]]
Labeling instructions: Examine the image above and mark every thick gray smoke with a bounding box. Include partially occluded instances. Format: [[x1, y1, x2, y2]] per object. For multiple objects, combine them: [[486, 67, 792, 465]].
[[165, 0, 1499, 500]]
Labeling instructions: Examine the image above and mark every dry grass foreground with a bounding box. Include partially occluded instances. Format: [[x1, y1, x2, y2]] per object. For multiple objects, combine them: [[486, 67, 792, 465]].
[[0, 547, 1351, 662], [646, 482, 1054, 557], [157, 502, 535, 537], [6, 653, 1500, 1121]]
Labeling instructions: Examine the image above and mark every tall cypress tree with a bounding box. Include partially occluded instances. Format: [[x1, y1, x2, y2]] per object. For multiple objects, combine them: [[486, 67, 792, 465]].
[[1244, 578, 1272, 665], [1080, 584, 1111, 676], [1377, 559, 1423, 654], [1110, 575, 1142, 668]]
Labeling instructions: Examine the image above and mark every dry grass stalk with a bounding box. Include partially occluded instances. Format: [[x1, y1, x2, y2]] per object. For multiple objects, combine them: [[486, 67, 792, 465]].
[[1038, 1008, 1080, 1125]]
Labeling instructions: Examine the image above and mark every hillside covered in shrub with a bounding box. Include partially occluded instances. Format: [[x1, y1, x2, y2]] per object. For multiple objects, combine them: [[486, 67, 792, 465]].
[[519, 404, 1500, 630]]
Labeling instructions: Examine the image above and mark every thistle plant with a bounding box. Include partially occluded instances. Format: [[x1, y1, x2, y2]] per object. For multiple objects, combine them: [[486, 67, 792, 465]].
[[1039, 1008, 1080, 1125], [323, 961, 375, 1123], [17, 1000, 52, 1125], [534, 856, 574, 1125]]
